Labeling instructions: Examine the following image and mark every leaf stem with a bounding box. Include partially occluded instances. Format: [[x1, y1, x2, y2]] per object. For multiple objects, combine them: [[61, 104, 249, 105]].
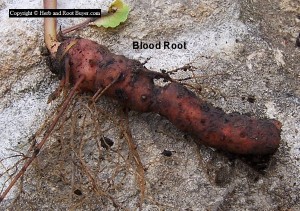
[[43, 0, 60, 55]]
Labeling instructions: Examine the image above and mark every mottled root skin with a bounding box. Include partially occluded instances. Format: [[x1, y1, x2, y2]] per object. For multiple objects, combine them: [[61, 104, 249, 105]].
[[51, 38, 281, 155]]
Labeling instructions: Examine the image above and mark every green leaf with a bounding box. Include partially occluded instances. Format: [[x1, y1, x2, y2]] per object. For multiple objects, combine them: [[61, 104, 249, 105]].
[[90, 0, 130, 28]]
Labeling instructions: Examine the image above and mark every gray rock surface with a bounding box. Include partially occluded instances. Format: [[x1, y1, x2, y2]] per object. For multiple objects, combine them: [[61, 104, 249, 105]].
[[0, 0, 299, 210]]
